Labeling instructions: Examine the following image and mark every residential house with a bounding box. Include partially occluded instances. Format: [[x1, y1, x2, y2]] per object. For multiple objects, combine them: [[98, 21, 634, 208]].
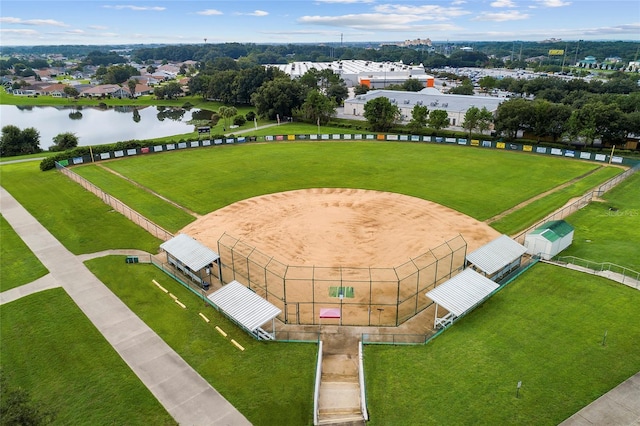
[[81, 84, 129, 98]]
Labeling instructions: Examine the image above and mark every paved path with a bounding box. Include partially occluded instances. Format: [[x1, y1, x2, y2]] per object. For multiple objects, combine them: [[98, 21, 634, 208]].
[[560, 372, 640, 426], [0, 186, 251, 426]]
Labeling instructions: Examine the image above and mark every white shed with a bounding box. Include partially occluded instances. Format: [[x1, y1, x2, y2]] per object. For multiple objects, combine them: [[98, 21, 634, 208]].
[[524, 220, 574, 260]]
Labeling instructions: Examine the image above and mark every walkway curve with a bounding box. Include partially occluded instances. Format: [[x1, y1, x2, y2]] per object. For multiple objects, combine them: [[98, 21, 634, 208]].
[[0, 185, 251, 426]]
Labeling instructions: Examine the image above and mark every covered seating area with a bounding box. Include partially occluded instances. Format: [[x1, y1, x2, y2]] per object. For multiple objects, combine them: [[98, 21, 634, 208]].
[[466, 234, 527, 281], [208, 280, 281, 340], [425, 268, 499, 329], [160, 234, 221, 290]]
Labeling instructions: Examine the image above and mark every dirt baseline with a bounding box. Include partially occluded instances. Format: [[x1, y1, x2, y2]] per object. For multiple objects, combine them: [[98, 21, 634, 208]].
[[181, 188, 500, 267]]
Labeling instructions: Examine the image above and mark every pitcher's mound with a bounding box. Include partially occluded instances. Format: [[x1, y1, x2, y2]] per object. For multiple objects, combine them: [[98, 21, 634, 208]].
[[181, 188, 500, 267]]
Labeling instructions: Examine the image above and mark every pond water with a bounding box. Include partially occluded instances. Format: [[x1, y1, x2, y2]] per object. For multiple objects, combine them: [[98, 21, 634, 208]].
[[0, 105, 213, 147]]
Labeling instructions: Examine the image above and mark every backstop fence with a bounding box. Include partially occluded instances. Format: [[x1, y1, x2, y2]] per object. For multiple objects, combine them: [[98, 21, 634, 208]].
[[55, 161, 174, 241], [217, 232, 467, 327]]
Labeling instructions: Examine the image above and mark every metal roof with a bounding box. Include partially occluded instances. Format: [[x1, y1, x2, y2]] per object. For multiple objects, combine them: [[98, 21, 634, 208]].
[[466, 235, 528, 275], [425, 269, 499, 317], [160, 234, 220, 271], [529, 220, 574, 242], [208, 281, 281, 332]]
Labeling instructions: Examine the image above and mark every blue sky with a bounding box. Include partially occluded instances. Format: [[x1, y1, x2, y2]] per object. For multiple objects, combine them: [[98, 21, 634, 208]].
[[1, 1, 638, 46]]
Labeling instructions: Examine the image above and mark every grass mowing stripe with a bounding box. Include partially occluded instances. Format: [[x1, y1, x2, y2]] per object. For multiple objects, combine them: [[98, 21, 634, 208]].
[[364, 263, 640, 425], [85, 256, 316, 425], [104, 142, 599, 220], [73, 165, 195, 232], [561, 172, 640, 270], [490, 166, 622, 235], [0, 162, 162, 254], [0, 214, 48, 291], [0, 288, 176, 425]]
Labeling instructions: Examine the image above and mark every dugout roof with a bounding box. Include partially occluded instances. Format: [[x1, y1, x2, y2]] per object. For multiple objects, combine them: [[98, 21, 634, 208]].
[[208, 281, 281, 332], [425, 269, 499, 317], [466, 235, 527, 275], [160, 234, 220, 271]]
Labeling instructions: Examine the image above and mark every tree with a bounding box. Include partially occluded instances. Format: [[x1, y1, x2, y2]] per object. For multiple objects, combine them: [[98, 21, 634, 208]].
[[363, 97, 400, 132], [127, 79, 137, 98], [63, 85, 79, 98], [428, 109, 450, 131], [218, 106, 237, 130], [494, 98, 531, 140], [154, 81, 182, 99], [0, 125, 41, 157], [251, 78, 308, 120], [0, 372, 56, 425], [50, 132, 79, 151], [354, 84, 370, 95], [298, 90, 336, 125], [448, 79, 474, 95], [462, 107, 480, 139], [408, 104, 429, 133], [476, 107, 494, 136], [402, 78, 425, 92]]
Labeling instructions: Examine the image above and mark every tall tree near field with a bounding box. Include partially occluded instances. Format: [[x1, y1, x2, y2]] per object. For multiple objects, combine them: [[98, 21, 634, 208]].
[[251, 78, 308, 120], [428, 109, 450, 131], [127, 79, 137, 98], [50, 132, 79, 151], [462, 106, 480, 139], [298, 90, 336, 125], [408, 104, 429, 133], [0, 125, 41, 157], [363, 97, 401, 132]]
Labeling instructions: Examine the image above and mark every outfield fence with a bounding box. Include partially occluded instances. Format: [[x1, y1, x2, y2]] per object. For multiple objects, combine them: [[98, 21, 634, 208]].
[[55, 161, 174, 241], [217, 232, 467, 327]]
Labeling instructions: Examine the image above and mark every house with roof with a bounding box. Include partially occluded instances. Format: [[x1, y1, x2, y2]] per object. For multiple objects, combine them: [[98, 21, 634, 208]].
[[80, 84, 128, 98], [524, 220, 574, 260]]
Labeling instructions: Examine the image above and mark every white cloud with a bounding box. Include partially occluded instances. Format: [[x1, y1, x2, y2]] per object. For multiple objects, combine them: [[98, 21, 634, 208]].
[[471, 10, 530, 21], [103, 5, 166, 11], [535, 0, 571, 7], [88, 25, 108, 30], [299, 13, 463, 31], [490, 0, 516, 7], [0, 28, 39, 35], [235, 10, 269, 17], [373, 4, 471, 18], [197, 9, 223, 16], [451, 0, 467, 5], [315, 0, 375, 3], [0, 17, 68, 27]]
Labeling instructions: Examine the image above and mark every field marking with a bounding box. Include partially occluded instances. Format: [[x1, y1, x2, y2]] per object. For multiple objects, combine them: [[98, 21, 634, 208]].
[[152, 279, 168, 293], [175, 299, 186, 309], [169, 293, 178, 300], [199, 312, 210, 322], [231, 339, 245, 351], [215, 326, 227, 337]]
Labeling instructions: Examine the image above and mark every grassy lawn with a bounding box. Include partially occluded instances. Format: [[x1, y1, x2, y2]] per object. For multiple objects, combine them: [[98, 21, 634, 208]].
[[85, 256, 317, 426], [0, 151, 55, 163], [0, 214, 48, 291], [0, 288, 176, 425], [491, 166, 623, 235], [73, 165, 195, 233], [364, 263, 640, 425], [0, 161, 161, 254], [102, 142, 599, 221], [561, 172, 640, 270]]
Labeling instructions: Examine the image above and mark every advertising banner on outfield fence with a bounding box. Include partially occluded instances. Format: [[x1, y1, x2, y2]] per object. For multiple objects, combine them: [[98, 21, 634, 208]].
[[496, 142, 505, 149]]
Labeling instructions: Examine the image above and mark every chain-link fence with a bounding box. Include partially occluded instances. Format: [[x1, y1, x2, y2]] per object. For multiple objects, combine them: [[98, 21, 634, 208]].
[[56, 161, 174, 241], [217, 232, 466, 327]]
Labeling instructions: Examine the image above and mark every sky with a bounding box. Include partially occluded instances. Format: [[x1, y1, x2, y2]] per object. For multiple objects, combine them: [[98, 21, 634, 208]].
[[0, 0, 639, 46]]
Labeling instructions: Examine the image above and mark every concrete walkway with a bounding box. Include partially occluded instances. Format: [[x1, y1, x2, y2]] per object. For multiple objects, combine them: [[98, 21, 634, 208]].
[[0, 186, 251, 426], [560, 372, 640, 426]]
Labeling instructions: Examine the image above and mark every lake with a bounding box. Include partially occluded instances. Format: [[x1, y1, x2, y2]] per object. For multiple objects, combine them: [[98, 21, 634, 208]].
[[0, 105, 213, 147]]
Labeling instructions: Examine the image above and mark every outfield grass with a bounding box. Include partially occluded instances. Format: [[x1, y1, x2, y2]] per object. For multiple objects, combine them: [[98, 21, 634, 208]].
[[364, 263, 640, 425], [561, 172, 640, 270], [72, 165, 195, 232], [0, 161, 162, 254], [0, 214, 48, 291], [0, 288, 176, 425], [85, 256, 317, 426], [491, 166, 623, 235], [102, 142, 600, 221]]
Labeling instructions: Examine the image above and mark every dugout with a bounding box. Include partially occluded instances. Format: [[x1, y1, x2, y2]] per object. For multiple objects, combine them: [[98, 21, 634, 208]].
[[524, 220, 574, 260], [160, 234, 221, 290], [466, 235, 527, 281], [426, 268, 499, 329], [208, 280, 281, 340]]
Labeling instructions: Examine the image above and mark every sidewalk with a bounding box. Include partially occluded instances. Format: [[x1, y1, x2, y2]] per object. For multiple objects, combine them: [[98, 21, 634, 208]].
[[0, 186, 250, 426]]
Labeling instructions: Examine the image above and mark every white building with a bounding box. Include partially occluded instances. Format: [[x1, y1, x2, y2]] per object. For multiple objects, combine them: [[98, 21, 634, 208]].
[[343, 87, 505, 126], [524, 220, 574, 260]]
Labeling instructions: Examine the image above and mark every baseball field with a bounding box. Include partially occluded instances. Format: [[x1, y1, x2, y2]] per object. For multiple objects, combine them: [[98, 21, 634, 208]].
[[1, 140, 639, 425]]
